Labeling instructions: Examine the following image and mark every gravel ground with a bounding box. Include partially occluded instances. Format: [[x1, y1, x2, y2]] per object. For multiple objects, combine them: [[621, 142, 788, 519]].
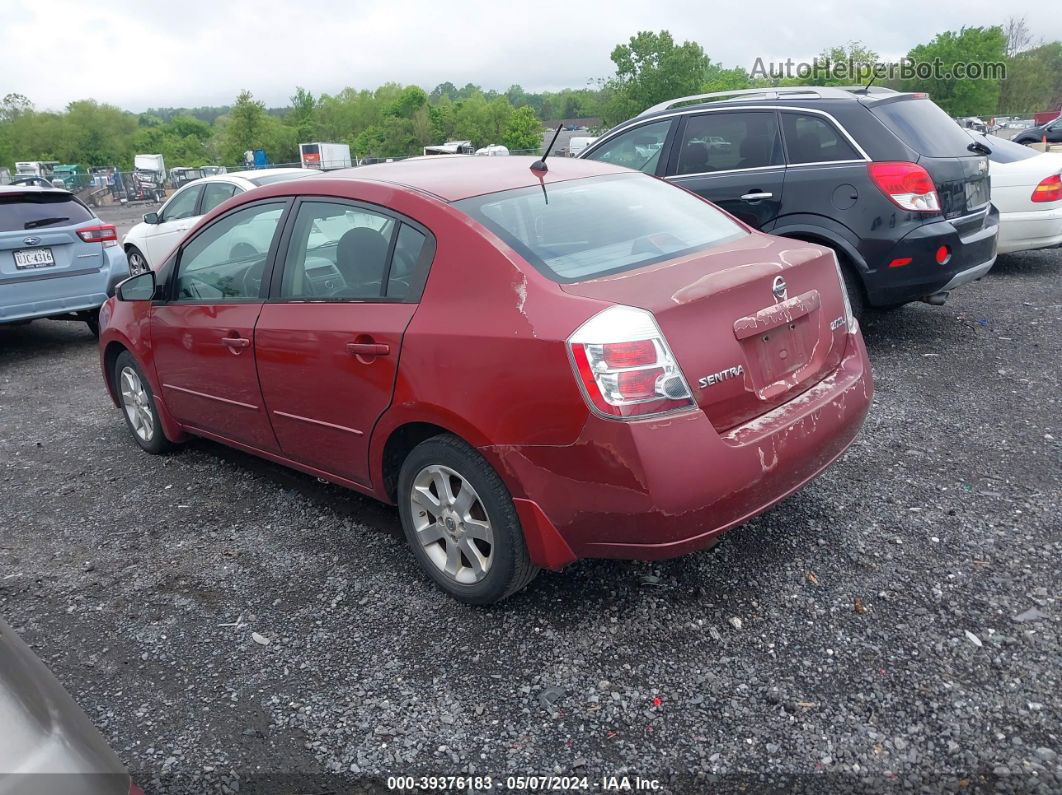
[[0, 247, 1059, 795]]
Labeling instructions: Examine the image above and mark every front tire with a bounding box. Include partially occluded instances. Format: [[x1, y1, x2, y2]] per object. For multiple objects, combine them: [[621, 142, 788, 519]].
[[126, 245, 150, 276], [114, 351, 173, 454], [397, 434, 538, 604]]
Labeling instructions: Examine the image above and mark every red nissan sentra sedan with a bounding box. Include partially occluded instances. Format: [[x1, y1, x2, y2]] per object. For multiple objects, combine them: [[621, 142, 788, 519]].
[[99, 156, 873, 603]]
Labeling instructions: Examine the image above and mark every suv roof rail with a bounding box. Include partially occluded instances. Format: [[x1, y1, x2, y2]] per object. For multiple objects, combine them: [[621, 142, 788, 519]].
[[637, 86, 892, 117]]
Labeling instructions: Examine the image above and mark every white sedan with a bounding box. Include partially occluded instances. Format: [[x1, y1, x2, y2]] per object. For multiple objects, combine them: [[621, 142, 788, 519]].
[[122, 168, 316, 273], [973, 133, 1062, 255]]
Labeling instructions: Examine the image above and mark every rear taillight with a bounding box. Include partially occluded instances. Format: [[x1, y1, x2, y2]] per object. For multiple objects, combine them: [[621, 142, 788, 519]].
[[567, 305, 695, 420], [828, 253, 858, 333], [77, 224, 119, 247], [868, 162, 941, 213], [1031, 174, 1062, 203]]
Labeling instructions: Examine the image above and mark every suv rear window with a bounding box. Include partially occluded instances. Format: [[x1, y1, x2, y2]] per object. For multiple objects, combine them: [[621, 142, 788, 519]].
[[456, 173, 746, 283], [0, 192, 94, 233], [870, 98, 979, 158]]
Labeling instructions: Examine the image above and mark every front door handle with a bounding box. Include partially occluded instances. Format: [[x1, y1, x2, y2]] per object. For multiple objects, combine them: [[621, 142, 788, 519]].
[[221, 336, 250, 349], [740, 191, 774, 202], [347, 342, 390, 357]]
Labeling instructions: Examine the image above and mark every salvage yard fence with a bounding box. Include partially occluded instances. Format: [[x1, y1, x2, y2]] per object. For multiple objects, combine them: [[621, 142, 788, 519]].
[[42, 150, 543, 209]]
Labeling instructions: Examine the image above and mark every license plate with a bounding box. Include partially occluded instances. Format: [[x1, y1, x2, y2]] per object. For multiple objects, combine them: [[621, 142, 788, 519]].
[[13, 247, 55, 269]]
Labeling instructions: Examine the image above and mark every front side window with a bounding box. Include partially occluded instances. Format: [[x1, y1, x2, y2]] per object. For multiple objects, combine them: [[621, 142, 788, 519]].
[[456, 173, 747, 283], [584, 120, 671, 175], [161, 186, 202, 222], [174, 203, 284, 301], [782, 113, 861, 163], [200, 182, 240, 215], [673, 112, 782, 175], [280, 201, 403, 300]]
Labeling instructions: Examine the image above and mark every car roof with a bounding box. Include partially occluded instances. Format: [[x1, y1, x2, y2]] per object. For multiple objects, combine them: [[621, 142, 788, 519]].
[[227, 167, 309, 180], [0, 185, 71, 195], [318, 156, 634, 202]]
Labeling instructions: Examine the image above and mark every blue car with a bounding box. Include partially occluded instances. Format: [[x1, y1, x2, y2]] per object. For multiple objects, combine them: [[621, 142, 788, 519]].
[[0, 186, 130, 336]]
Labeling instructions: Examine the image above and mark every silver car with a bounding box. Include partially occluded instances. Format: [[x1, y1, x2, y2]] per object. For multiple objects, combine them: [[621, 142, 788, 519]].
[[0, 615, 138, 795]]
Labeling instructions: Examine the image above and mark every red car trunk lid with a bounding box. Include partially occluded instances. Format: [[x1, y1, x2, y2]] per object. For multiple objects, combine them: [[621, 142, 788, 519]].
[[561, 234, 850, 431]]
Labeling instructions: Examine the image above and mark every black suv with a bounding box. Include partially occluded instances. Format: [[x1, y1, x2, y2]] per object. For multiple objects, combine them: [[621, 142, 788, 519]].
[[580, 87, 999, 315]]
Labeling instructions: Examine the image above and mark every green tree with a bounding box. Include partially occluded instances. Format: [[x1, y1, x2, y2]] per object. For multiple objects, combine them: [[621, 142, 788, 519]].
[[603, 31, 712, 124], [502, 106, 542, 151], [902, 27, 1007, 116], [287, 87, 319, 142]]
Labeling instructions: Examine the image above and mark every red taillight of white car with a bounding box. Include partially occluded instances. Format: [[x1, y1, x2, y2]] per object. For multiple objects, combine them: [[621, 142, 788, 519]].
[[1031, 174, 1062, 203], [567, 305, 695, 420], [868, 162, 941, 213], [77, 224, 119, 248]]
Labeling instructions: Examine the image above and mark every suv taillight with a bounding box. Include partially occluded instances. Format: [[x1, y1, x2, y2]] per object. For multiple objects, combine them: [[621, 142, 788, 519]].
[[1031, 174, 1062, 203], [567, 305, 695, 420], [77, 224, 118, 247], [868, 162, 941, 213]]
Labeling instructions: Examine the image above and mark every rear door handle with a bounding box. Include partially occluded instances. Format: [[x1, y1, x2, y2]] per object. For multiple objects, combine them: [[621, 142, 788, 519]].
[[221, 336, 250, 349], [740, 191, 774, 201], [347, 342, 390, 356]]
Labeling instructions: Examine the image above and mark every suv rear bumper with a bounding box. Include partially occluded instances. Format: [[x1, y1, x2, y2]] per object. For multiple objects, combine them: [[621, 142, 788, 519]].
[[0, 247, 129, 324], [864, 205, 999, 306], [485, 332, 873, 567]]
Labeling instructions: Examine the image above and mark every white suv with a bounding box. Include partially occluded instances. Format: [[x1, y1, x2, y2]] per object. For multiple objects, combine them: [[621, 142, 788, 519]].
[[122, 168, 315, 273]]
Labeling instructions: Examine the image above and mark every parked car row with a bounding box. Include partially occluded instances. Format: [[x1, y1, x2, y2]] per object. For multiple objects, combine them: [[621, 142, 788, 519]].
[[3, 86, 1058, 610]]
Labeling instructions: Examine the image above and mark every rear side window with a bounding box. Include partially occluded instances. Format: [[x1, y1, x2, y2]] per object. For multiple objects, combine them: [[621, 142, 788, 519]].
[[456, 173, 746, 283], [782, 113, 861, 164], [200, 182, 239, 214], [0, 192, 94, 232], [870, 98, 978, 157], [673, 111, 783, 175]]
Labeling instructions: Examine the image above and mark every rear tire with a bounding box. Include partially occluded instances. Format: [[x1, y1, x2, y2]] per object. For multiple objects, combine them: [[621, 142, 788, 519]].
[[397, 434, 539, 604], [114, 351, 173, 455], [84, 310, 100, 338], [838, 259, 865, 321]]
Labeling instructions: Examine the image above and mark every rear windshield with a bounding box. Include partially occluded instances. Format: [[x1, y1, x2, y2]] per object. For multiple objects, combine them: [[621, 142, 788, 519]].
[[248, 171, 316, 186], [0, 192, 94, 232], [969, 132, 1040, 164], [455, 173, 746, 283], [871, 98, 980, 158]]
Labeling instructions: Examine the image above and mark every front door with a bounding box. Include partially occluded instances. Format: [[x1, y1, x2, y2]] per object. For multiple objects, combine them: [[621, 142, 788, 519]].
[[254, 199, 434, 485], [142, 184, 203, 264], [665, 110, 786, 229], [150, 200, 289, 450]]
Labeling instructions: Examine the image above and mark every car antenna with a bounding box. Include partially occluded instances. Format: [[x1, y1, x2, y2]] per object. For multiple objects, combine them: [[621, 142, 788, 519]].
[[531, 125, 564, 172], [862, 71, 875, 92]]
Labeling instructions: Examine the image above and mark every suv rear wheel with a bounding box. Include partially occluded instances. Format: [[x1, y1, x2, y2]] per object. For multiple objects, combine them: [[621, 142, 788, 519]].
[[397, 434, 538, 604], [837, 257, 865, 320]]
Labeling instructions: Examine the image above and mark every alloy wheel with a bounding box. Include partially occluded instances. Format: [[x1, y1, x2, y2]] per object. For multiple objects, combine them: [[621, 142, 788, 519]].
[[410, 464, 494, 584], [128, 250, 148, 276], [119, 366, 154, 443]]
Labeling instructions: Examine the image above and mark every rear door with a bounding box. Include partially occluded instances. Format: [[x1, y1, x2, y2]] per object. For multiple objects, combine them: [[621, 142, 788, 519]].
[[664, 110, 786, 228], [254, 199, 434, 486], [150, 199, 289, 450], [142, 184, 203, 264], [0, 191, 101, 287]]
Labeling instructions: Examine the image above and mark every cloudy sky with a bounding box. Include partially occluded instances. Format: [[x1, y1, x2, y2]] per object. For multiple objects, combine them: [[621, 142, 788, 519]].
[[3, 0, 1058, 111]]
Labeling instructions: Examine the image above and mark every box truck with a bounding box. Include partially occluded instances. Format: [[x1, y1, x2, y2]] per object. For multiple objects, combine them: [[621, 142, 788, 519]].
[[300, 142, 352, 170]]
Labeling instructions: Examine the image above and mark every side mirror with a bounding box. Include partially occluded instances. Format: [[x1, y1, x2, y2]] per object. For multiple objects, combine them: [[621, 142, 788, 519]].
[[143, 211, 160, 224], [116, 271, 156, 302]]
